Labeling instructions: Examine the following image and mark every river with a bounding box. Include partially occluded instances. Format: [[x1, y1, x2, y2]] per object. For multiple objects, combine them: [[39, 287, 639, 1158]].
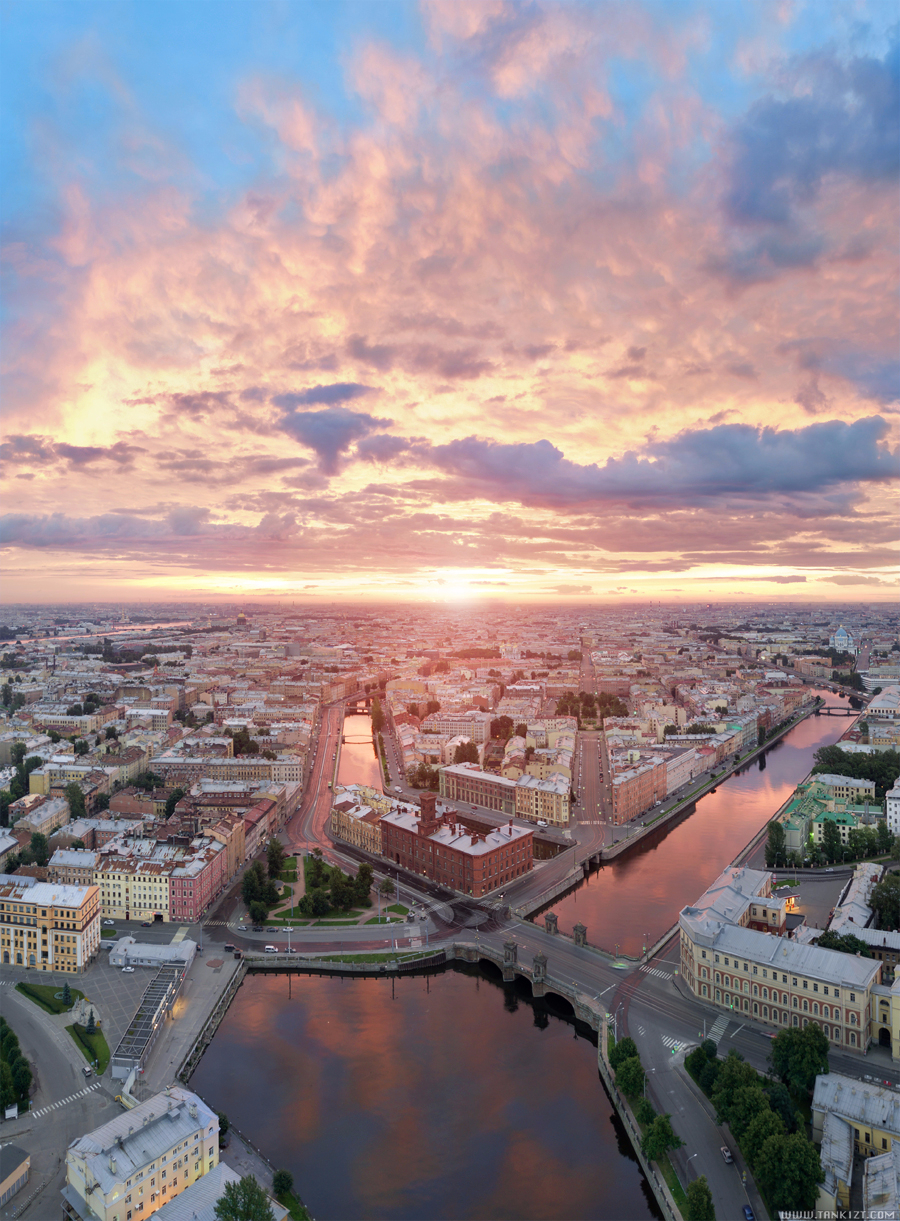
[[338, 710, 384, 790], [552, 687, 855, 955], [191, 964, 660, 1221], [193, 688, 854, 1220]]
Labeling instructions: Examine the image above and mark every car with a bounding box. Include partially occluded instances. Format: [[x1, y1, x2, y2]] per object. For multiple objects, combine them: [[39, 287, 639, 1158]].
[[82, 1064, 93, 1078], [141, 921, 152, 927], [253, 925, 264, 932], [102, 919, 115, 927], [721, 1146, 733, 1163], [122, 966, 135, 973], [237, 924, 247, 930], [742, 1208, 755, 1221]]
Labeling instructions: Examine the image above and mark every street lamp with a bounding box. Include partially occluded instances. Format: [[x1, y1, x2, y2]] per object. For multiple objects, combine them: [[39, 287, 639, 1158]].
[[686, 1153, 699, 1179]]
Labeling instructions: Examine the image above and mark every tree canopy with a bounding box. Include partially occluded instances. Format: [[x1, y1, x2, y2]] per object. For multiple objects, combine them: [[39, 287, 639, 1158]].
[[213, 1175, 275, 1221], [769, 1023, 830, 1095]]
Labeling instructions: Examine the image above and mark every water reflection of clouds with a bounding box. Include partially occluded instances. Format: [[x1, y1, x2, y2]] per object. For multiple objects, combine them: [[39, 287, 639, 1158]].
[[554, 689, 848, 952], [196, 969, 654, 1220]]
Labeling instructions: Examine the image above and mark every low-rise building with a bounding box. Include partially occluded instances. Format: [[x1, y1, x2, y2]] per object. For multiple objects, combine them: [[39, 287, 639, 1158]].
[[514, 773, 570, 826], [63, 1087, 219, 1221]]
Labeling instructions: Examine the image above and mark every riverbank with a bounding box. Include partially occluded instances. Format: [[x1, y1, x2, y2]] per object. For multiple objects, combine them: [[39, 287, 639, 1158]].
[[598, 697, 822, 864]]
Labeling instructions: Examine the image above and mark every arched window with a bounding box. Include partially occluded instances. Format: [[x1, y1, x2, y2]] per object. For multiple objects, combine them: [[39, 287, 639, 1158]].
[[793, 996, 798, 1009], [813, 1003, 819, 1016], [753, 1003, 759, 1015], [803, 999, 809, 1012], [850, 1031, 857, 1046], [702, 985, 707, 997]]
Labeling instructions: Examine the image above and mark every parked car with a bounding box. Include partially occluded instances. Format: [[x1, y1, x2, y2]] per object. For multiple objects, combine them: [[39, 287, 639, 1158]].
[[102, 919, 115, 927], [82, 1064, 93, 1077], [721, 1146, 733, 1163], [141, 921, 151, 927], [237, 924, 247, 930], [122, 966, 135, 973], [742, 1209, 755, 1221]]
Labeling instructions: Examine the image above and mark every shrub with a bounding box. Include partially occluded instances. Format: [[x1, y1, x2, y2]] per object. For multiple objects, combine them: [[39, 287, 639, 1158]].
[[634, 1097, 656, 1125], [608, 1035, 639, 1071]]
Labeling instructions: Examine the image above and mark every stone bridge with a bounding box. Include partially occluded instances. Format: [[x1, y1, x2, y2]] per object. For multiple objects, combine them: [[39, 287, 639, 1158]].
[[452, 939, 605, 1032]]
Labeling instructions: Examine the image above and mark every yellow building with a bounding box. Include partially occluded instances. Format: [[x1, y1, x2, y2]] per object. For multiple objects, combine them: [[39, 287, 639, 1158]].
[[814, 1070, 900, 1215], [63, 1087, 218, 1221], [95, 859, 171, 922], [0, 878, 100, 973]]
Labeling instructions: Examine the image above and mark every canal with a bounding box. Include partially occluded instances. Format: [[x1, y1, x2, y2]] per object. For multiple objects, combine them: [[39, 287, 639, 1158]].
[[552, 687, 856, 955], [338, 710, 383, 790], [191, 964, 661, 1221]]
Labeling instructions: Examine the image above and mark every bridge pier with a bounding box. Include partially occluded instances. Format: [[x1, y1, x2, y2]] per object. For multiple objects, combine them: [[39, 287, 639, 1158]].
[[544, 911, 558, 935], [573, 922, 587, 948], [532, 950, 547, 998], [502, 940, 518, 982]]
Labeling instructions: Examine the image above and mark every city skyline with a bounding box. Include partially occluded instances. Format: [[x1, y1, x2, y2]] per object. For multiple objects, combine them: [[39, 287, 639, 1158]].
[[2, 1, 898, 605]]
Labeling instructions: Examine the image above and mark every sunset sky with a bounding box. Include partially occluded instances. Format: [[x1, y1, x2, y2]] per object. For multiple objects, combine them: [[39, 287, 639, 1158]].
[[2, 0, 898, 605]]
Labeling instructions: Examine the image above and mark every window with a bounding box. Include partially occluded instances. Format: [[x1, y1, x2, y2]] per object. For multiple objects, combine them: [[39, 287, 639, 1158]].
[[850, 992, 856, 1003], [813, 983, 818, 993], [792, 978, 797, 987]]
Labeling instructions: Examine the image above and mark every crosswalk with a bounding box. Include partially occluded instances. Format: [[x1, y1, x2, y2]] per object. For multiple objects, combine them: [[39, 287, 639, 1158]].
[[661, 1035, 685, 1052], [32, 1082, 101, 1118], [708, 1014, 729, 1045], [639, 964, 673, 980], [203, 920, 230, 928]]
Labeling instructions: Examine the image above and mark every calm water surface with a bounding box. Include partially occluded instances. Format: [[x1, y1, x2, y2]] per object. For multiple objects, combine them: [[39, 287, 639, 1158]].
[[192, 966, 660, 1221], [553, 688, 855, 954], [338, 711, 383, 789]]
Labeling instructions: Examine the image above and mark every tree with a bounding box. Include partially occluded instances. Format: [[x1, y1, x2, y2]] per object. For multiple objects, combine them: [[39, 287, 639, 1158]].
[[453, 740, 479, 764], [816, 930, 872, 957], [743, 1108, 785, 1167], [685, 1175, 715, 1221], [634, 1098, 655, 1125], [615, 1056, 645, 1097], [729, 1084, 771, 1141], [765, 819, 786, 867], [425, 700, 441, 715], [266, 838, 286, 879], [353, 863, 374, 904], [370, 697, 384, 735], [608, 1036, 639, 1070], [214, 1174, 275, 1221], [754, 1131, 822, 1212], [763, 1081, 798, 1134], [86, 1009, 96, 1036], [10, 744, 26, 768], [64, 782, 87, 820], [878, 820, 893, 855], [62, 981, 72, 1007], [165, 788, 186, 818], [272, 1169, 293, 1196], [821, 817, 842, 863], [379, 877, 394, 898], [74, 739, 89, 756], [641, 1113, 682, 1161], [871, 872, 900, 931], [0, 790, 11, 828], [71, 839, 86, 850], [28, 832, 49, 867], [12, 1061, 32, 1099], [711, 1050, 758, 1124], [769, 1023, 830, 1095], [249, 900, 269, 926], [0, 1061, 15, 1110]]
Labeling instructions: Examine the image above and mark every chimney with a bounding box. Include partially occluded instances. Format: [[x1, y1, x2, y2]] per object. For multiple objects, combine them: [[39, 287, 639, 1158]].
[[109, 1155, 117, 1175], [189, 1103, 198, 1120]]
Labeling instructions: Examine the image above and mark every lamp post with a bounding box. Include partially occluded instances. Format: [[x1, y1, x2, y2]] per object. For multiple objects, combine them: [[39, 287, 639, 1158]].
[[686, 1153, 699, 1180]]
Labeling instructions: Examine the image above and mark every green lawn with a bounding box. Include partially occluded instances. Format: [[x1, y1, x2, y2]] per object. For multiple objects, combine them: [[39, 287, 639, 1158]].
[[66, 1022, 111, 1074], [386, 903, 409, 916], [101, 929, 118, 938], [275, 1190, 310, 1221], [16, 981, 83, 1014], [365, 916, 402, 924]]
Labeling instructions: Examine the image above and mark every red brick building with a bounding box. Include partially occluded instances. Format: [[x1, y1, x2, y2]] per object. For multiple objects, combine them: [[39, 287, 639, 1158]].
[[380, 793, 533, 897]]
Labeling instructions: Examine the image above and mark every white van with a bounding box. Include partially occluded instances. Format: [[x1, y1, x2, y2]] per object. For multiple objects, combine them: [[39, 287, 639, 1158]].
[[264, 945, 277, 954]]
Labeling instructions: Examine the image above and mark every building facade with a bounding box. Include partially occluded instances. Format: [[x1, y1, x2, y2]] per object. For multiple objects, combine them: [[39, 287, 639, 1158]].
[[63, 1087, 219, 1221], [0, 876, 100, 972], [380, 794, 533, 897]]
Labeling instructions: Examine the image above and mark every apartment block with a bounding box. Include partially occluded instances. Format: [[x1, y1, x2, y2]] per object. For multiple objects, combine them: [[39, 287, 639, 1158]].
[[0, 875, 100, 972], [63, 1087, 219, 1221]]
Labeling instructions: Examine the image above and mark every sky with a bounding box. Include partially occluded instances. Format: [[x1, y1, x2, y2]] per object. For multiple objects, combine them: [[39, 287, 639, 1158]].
[[1, 0, 898, 606]]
